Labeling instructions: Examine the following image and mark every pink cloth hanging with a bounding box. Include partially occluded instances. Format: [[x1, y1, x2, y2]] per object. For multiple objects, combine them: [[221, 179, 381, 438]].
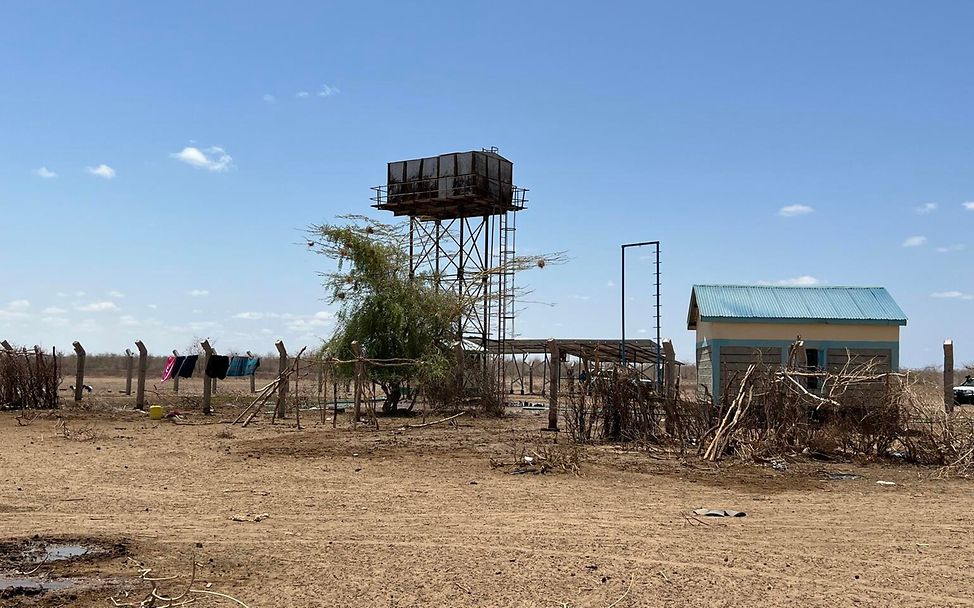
[[161, 355, 176, 382]]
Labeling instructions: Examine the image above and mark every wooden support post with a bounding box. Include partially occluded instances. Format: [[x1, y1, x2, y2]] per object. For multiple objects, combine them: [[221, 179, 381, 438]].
[[135, 340, 148, 410], [0, 340, 12, 351], [72, 341, 86, 402], [201, 340, 214, 414], [663, 339, 677, 398], [542, 356, 549, 397], [275, 340, 288, 418], [529, 361, 534, 395], [332, 371, 338, 429], [945, 340, 955, 414], [319, 359, 326, 425], [124, 348, 134, 395], [547, 339, 560, 431], [172, 349, 180, 393], [294, 353, 302, 430], [352, 341, 364, 429], [247, 351, 256, 393]]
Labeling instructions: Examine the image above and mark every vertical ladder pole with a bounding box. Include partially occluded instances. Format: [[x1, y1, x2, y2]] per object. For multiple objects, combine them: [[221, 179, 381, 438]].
[[655, 241, 662, 388]]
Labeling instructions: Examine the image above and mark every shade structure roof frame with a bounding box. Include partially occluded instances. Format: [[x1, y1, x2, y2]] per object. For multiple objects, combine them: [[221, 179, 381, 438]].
[[479, 338, 671, 366]]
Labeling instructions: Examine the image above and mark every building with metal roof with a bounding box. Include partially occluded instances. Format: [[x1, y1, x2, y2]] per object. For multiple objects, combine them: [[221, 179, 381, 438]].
[[687, 285, 907, 402]]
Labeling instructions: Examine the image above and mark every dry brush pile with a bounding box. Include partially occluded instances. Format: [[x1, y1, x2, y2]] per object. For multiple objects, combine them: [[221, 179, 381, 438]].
[[565, 355, 974, 476], [0, 348, 61, 410]]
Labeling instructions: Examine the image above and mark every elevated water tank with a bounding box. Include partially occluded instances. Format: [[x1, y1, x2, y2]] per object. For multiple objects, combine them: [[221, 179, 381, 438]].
[[376, 150, 517, 220]]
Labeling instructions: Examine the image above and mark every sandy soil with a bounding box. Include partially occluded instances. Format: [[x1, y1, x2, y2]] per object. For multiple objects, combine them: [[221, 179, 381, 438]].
[[1, 402, 973, 608]]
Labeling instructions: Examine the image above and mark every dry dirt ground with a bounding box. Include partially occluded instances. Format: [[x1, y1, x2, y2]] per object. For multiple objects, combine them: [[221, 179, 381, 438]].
[[1, 398, 973, 607]]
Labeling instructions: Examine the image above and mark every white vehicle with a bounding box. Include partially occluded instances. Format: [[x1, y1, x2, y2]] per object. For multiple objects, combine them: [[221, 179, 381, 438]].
[[955, 376, 974, 406]]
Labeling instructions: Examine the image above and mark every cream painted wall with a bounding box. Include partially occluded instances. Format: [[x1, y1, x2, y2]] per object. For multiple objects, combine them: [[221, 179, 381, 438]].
[[696, 321, 899, 344]]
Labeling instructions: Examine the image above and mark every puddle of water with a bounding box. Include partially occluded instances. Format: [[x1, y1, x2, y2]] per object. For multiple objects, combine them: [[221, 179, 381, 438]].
[[44, 544, 89, 561]]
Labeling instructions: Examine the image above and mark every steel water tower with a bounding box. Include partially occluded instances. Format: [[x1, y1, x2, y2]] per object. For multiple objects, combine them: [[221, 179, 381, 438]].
[[372, 148, 527, 357]]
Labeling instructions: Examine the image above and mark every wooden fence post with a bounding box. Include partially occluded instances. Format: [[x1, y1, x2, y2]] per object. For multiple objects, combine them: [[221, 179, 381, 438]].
[[351, 341, 364, 429], [663, 339, 677, 398], [247, 351, 256, 393], [172, 349, 180, 393], [945, 340, 954, 414], [72, 341, 86, 402], [332, 363, 339, 429], [274, 340, 288, 418], [135, 340, 148, 410], [201, 340, 214, 414], [547, 339, 559, 431], [125, 348, 134, 395]]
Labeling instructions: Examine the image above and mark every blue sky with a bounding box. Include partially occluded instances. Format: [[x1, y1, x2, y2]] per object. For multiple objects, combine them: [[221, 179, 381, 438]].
[[1, 1, 972, 366]]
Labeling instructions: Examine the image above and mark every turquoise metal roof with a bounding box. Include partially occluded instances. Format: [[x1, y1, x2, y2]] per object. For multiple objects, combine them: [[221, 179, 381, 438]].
[[688, 285, 908, 328]]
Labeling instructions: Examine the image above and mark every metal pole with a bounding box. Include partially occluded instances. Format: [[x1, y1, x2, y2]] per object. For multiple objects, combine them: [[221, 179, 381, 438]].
[[620, 240, 661, 376], [655, 241, 662, 387], [621, 245, 626, 366]]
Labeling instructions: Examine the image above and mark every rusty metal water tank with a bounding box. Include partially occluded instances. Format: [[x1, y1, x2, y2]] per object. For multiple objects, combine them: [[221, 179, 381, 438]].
[[376, 150, 516, 220]]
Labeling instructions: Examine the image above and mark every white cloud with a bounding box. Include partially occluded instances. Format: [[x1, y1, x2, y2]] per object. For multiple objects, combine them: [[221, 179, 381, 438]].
[[75, 319, 103, 333], [606, 281, 615, 288], [147, 304, 157, 309], [915, 203, 937, 215], [936, 244, 966, 254], [86, 164, 116, 179], [964, 202, 974, 211], [41, 316, 68, 327], [170, 146, 233, 172], [7, 300, 30, 310], [108, 290, 125, 298], [637, 328, 647, 334], [902, 235, 927, 247], [262, 93, 276, 104], [778, 204, 813, 217], [119, 315, 140, 326], [189, 289, 209, 297], [77, 301, 119, 312], [776, 275, 821, 286], [233, 311, 277, 320], [569, 294, 591, 301], [296, 91, 310, 98], [318, 84, 340, 97], [931, 291, 963, 298], [74, 291, 86, 297], [35, 167, 57, 179], [42, 306, 66, 314]]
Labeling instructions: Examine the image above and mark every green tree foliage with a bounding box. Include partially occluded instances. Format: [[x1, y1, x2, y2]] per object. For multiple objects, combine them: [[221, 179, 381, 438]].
[[309, 217, 459, 413]]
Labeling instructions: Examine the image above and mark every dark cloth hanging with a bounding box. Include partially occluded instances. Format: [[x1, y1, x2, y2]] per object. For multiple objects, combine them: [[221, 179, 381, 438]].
[[226, 356, 248, 377], [175, 355, 198, 378], [226, 356, 260, 377], [244, 357, 260, 376], [205, 355, 230, 380]]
